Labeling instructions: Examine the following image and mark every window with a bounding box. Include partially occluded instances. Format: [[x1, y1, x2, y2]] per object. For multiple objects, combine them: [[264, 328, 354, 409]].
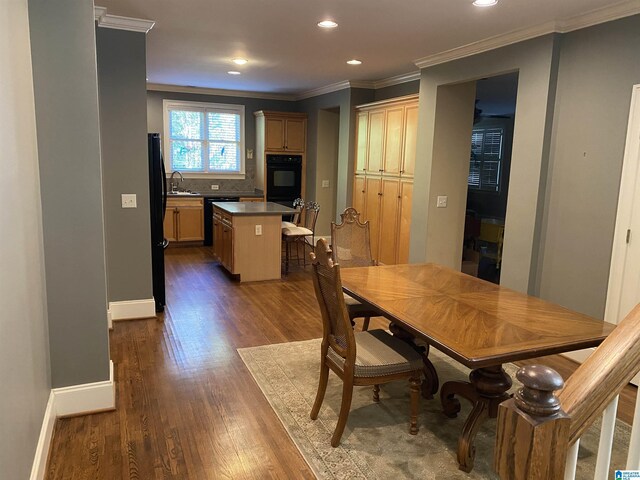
[[468, 127, 503, 192], [163, 100, 245, 177]]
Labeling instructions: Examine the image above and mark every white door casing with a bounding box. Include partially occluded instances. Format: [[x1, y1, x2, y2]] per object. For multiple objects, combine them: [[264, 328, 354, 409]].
[[603, 84, 640, 385]]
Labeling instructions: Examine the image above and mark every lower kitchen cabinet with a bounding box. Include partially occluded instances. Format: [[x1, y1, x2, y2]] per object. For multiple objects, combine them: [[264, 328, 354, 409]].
[[213, 209, 234, 271], [164, 197, 204, 243], [354, 174, 412, 265]]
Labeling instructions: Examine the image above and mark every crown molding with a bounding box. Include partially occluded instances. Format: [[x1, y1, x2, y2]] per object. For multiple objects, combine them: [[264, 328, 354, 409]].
[[557, 0, 640, 32], [295, 80, 354, 100], [94, 6, 155, 33], [414, 0, 640, 69], [94, 6, 107, 22], [146, 83, 296, 101], [373, 71, 421, 89]]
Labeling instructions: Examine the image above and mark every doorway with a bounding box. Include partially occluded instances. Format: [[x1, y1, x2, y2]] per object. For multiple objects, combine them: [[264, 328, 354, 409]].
[[315, 108, 340, 237], [461, 73, 518, 284]]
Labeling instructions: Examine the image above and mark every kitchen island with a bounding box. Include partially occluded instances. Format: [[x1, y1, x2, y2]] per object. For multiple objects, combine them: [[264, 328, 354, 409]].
[[211, 202, 295, 282]]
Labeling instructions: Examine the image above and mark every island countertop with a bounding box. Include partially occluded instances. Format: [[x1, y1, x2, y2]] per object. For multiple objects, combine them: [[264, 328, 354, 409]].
[[211, 201, 295, 216]]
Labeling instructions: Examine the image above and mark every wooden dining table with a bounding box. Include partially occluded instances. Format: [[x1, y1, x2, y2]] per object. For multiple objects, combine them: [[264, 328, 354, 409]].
[[340, 263, 616, 472]]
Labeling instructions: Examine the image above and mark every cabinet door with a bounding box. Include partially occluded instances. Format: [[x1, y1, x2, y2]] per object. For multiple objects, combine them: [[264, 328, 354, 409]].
[[366, 110, 385, 174], [397, 180, 413, 264], [222, 224, 233, 270], [353, 175, 366, 217], [383, 107, 404, 175], [355, 112, 369, 173], [364, 176, 382, 262], [378, 178, 401, 265], [177, 206, 204, 241], [285, 118, 306, 152], [164, 209, 177, 242], [402, 105, 419, 177], [213, 216, 223, 260], [265, 117, 285, 151]]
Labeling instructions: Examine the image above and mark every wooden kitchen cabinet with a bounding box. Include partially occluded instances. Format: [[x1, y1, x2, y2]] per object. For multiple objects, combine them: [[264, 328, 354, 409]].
[[254, 110, 308, 200], [213, 209, 233, 271], [352, 94, 418, 265], [259, 112, 307, 153], [165, 197, 204, 243]]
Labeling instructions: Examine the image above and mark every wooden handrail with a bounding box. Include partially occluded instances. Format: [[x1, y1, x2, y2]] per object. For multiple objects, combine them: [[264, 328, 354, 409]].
[[494, 304, 640, 479], [559, 303, 640, 443]]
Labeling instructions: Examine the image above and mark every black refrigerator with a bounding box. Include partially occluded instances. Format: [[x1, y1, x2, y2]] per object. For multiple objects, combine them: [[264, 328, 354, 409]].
[[148, 133, 167, 312]]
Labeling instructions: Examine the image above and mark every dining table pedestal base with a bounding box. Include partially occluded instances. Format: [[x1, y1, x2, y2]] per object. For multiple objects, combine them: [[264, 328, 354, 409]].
[[389, 322, 439, 399], [440, 365, 512, 472]]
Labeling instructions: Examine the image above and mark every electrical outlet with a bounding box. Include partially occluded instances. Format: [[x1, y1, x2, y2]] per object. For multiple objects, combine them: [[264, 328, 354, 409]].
[[247, 149, 254, 159], [321, 180, 330, 188], [436, 195, 448, 208], [255, 224, 262, 236], [211, 184, 219, 190], [121, 194, 137, 208]]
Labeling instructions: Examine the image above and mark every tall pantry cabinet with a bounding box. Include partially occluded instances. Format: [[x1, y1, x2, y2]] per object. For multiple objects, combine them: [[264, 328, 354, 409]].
[[353, 94, 418, 265]]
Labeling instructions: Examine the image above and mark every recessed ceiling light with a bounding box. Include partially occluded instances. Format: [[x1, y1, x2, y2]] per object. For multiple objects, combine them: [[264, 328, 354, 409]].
[[347, 59, 362, 65], [232, 58, 248, 65], [473, 0, 498, 6], [317, 20, 338, 29], [228, 71, 241, 75]]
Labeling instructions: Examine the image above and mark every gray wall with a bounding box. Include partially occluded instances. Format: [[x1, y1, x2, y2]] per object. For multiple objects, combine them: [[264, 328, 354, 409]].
[[29, 0, 110, 387], [375, 80, 420, 102], [536, 15, 640, 318], [97, 28, 153, 303], [413, 35, 559, 294], [298, 88, 360, 224], [147, 90, 298, 192], [0, 1, 51, 477]]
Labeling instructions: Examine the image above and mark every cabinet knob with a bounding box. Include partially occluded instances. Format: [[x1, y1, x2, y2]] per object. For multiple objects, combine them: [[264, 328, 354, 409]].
[[378, 192, 382, 196], [398, 195, 402, 199], [361, 190, 365, 193], [379, 169, 384, 172], [400, 170, 405, 174]]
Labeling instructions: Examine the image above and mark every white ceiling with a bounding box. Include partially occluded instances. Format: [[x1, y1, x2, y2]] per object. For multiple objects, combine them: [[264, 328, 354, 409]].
[[98, 0, 639, 96]]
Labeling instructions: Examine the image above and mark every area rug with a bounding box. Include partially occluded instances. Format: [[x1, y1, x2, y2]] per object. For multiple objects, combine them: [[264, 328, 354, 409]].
[[238, 338, 631, 479]]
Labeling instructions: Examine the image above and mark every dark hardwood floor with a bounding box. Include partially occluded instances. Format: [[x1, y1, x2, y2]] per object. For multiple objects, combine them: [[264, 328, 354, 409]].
[[45, 246, 637, 479]]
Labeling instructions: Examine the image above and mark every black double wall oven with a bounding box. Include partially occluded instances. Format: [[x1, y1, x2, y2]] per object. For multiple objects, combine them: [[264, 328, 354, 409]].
[[266, 154, 302, 207]]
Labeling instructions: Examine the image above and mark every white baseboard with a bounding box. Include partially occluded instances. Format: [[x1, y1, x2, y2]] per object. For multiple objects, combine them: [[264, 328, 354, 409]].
[[53, 360, 115, 416], [108, 298, 155, 321], [29, 392, 56, 480], [30, 361, 116, 479]]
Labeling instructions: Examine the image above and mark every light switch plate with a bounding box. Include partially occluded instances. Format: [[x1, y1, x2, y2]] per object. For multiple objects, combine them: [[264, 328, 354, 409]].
[[436, 195, 448, 208], [321, 180, 330, 188], [247, 149, 254, 159], [121, 194, 137, 208], [255, 224, 262, 236]]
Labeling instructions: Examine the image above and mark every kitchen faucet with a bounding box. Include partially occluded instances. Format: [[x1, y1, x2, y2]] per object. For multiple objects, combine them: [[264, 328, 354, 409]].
[[169, 170, 184, 192]]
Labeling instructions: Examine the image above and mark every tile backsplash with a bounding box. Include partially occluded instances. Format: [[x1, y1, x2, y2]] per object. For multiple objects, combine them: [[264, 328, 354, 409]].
[[169, 164, 259, 194]]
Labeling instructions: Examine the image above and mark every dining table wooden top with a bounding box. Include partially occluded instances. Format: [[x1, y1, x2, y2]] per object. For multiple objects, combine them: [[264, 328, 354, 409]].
[[340, 263, 617, 369]]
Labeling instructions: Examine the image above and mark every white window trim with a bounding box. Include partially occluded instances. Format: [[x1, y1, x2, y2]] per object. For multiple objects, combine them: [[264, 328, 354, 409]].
[[162, 99, 246, 179]]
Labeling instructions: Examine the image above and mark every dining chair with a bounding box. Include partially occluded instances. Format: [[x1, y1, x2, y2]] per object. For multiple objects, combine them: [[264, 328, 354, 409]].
[[331, 207, 380, 331], [282, 197, 304, 229], [309, 238, 422, 447], [282, 201, 320, 274]]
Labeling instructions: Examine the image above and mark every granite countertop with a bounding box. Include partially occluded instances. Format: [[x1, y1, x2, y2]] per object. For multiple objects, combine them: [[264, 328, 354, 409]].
[[211, 201, 295, 216], [167, 190, 264, 199]]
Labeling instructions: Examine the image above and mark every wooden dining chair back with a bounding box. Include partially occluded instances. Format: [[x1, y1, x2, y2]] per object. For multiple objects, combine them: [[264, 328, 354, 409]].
[[331, 207, 375, 268], [309, 238, 423, 447], [331, 207, 379, 331]]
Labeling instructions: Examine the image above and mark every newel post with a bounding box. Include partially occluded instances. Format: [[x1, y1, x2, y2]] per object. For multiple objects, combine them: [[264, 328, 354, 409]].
[[494, 365, 571, 479]]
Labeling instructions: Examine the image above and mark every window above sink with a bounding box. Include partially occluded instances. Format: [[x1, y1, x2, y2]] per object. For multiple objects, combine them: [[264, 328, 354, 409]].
[[163, 99, 245, 179]]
